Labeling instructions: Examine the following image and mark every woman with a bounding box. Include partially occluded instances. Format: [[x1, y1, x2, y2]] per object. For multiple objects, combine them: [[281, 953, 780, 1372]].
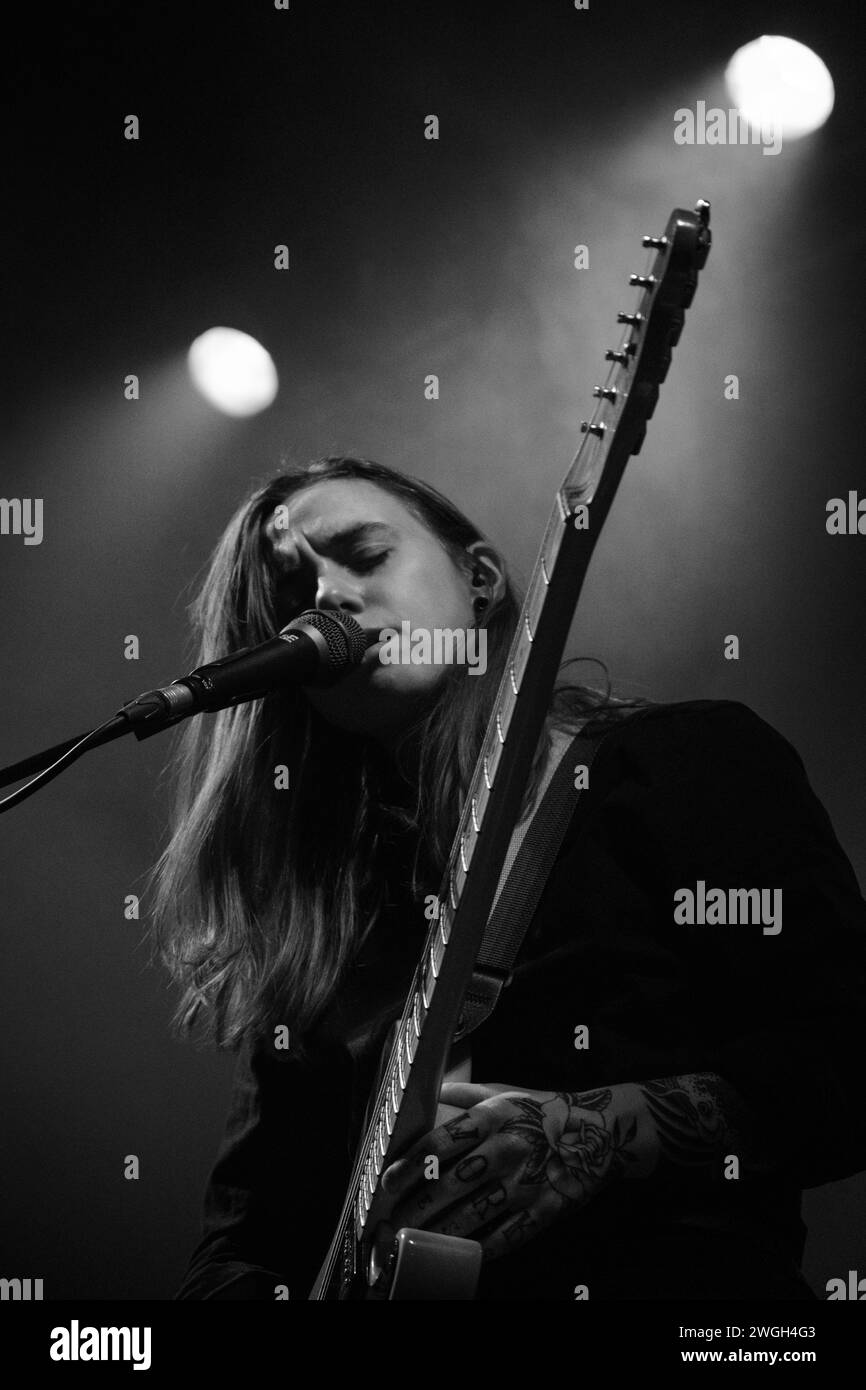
[[155, 454, 866, 1300]]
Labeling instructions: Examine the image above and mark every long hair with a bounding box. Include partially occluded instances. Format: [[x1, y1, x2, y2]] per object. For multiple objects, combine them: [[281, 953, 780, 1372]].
[[149, 455, 652, 1051]]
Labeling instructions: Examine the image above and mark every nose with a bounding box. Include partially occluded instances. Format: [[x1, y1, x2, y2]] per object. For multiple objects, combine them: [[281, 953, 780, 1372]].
[[313, 565, 364, 618]]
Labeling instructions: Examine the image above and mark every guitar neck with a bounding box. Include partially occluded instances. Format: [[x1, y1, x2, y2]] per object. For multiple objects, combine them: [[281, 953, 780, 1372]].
[[310, 200, 711, 1299]]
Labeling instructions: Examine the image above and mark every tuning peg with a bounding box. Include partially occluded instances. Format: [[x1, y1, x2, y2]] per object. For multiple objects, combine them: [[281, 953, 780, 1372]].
[[696, 198, 710, 225], [629, 275, 656, 289], [641, 235, 667, 248], [592, 386, 620, 402], [617, 312, 645, 326], [604, 349, 629, 365], [580, 421, 606, 437]]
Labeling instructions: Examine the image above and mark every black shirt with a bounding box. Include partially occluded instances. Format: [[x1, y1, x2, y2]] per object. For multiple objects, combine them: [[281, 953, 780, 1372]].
[[175, 700, 866, 1300]]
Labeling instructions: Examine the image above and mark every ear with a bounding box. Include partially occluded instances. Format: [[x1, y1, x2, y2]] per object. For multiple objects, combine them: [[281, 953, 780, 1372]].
[[464, 540, 507, 605]]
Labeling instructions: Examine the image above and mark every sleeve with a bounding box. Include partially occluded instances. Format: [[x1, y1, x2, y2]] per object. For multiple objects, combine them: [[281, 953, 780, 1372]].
[[625, 700, 866, 1190], [174, 1030, 354, 1300]]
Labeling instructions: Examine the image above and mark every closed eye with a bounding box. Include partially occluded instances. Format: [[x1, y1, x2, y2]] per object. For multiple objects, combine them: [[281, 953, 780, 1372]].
[[350, 549, 391, 573], [274, 549, 390, 613]]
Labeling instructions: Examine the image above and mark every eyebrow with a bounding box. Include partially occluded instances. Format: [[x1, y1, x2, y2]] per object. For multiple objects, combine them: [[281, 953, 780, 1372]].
[[272, 521, 398, 573]]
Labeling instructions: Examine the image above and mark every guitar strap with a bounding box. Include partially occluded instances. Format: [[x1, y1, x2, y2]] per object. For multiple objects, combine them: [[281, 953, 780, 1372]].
[[451, 720, 620, 1043]]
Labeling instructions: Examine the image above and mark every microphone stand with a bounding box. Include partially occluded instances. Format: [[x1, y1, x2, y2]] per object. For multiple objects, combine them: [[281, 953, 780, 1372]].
[[0, 691, 198, 813], [1, 610, 371, 814]]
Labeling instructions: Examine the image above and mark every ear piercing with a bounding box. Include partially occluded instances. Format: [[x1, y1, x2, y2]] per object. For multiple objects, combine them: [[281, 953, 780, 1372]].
[[471, 565, 489, 613]]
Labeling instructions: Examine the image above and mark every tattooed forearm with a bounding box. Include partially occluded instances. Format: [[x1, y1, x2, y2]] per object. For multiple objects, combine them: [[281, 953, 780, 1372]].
[[473, 1074, 774, 1212], [638, 1073, 775, 1182], [407, 1072, 771, 1260]]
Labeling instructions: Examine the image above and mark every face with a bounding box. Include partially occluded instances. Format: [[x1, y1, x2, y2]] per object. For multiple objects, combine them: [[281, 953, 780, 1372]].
[[262, 479, 503, 745]]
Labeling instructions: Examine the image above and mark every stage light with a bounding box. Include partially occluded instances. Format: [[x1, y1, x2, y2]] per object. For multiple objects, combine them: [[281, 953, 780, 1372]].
[[725, 36, 834, 141], [187, 327, 278, 417]]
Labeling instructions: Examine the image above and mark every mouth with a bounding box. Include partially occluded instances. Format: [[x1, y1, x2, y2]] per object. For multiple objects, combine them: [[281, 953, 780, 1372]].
[[361, 639, 385, 668]]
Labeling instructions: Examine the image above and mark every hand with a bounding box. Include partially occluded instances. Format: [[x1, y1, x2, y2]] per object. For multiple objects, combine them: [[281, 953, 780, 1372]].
[[377, 1080, 638, 1263]]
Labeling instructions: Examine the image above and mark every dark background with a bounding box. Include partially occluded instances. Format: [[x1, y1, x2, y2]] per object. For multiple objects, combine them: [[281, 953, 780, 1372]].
[[2, 0, 864, 1298]]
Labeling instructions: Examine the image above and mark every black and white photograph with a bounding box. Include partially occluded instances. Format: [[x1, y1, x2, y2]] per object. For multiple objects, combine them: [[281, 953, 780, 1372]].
[[2, 0, 865, 1365]]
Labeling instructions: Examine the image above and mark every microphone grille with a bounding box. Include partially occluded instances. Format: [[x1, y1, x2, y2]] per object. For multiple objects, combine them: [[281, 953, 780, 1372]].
[[286, 609, 368, 673]]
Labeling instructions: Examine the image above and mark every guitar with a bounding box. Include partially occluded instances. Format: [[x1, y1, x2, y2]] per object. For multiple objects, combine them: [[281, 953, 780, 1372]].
[[309, 200, 712, 1299]]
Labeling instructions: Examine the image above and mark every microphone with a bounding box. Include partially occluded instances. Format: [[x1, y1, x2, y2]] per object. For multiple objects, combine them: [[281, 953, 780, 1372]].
[[118, 610, 371, 736]]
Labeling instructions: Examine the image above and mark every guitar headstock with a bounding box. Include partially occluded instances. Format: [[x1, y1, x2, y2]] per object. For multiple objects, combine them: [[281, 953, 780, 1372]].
[[571, 199, 711, 474]]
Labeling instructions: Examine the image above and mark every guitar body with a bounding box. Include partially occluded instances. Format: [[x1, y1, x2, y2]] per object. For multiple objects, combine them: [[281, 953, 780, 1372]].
[[387, 1229, 483, 1300], [310, 200, 711, 1300]]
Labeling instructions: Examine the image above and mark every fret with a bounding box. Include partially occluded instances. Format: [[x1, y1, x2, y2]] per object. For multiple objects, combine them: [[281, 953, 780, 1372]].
[[527, 568, 548, 629], [480, 733, 502, 789], [502, 680, 517, 722], [543, 507, 565, 562], [437, 905, 450, 947], [390, 1072, 400, 1115], [447, 870, 458, 911], [404, 1015, 418, 1061], [412, 990, 424, 1036], [472, 775, 491, 826], [511, 632, 531, 688], [377, 1116, 387, 1160], [431, 931, 444, 976], [451, 855, 466, 902], [384, 1093, 394, 1135], [458, 830, 470, 875], [420, 949, 436, 1009], [450, 860, 466, 905]]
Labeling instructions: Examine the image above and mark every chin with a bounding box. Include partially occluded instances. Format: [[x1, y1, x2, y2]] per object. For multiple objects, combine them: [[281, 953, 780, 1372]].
[[306, 667, 446, 739]]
